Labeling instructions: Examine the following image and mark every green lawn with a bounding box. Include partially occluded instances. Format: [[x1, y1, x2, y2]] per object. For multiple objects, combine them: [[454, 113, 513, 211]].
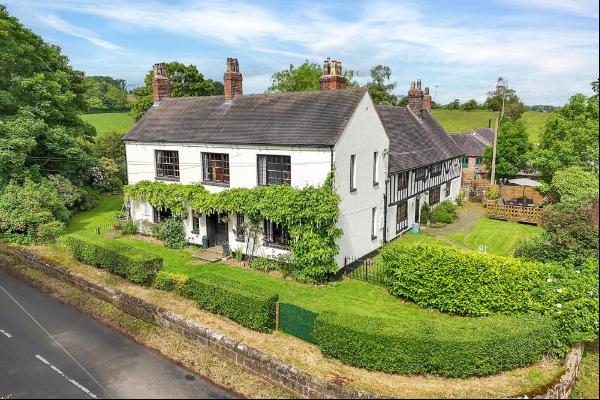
[[445, 217, 543, 256], [64, 194, 450, 322], [82, 112, 134, 134], [432, 110, 549, 143]]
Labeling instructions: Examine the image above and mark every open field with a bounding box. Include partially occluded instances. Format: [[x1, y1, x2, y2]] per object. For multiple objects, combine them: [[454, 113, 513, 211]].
[[82, 112, 135, 134], [432, 109, 549, 143]]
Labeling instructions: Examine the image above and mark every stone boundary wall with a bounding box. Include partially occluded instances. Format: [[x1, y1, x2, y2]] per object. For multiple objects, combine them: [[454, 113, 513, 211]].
[[515, 343, 584, 399], [0, 244, 374, 399]]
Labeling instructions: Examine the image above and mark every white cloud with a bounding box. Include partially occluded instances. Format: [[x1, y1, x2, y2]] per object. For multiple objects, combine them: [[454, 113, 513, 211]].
[[7, 0, 599, 104], [37, 14, 121, 50]]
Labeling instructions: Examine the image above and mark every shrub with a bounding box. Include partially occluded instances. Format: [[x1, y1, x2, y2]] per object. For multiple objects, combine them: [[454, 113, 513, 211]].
[[381, 243, 544, 315], [122, 220, 138, 235], [153, 271, 189, 296], [35, 221, 65, 243], [420, 202, 431, 224], [485, 186, 500, 200], [185, 273, 277, 332], [381, 243, 599, 347], [156, 218, 187, 249], [65, 234, 163, 285], [250, 256, 277, 272], [315, 311, 556, 377], [430, 201, 458, 224]]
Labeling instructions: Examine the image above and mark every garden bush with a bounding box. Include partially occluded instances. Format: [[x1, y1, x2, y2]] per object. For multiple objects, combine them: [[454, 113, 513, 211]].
[[381, 243, 599, 347], [381, 243, 544, 315], [65, 234, 163, 285], [153, 271, 189, 296], [420, 202, 431, 224], [35, 221, 66, 243], [315, 311, 556, 377], [430, 201, 458, 224], [184, 273, 278, 332], [155, 218, 187, 249]]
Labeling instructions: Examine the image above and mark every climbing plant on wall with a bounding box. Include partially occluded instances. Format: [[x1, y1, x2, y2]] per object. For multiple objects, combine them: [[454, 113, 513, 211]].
[[124, 172, 341, 282]]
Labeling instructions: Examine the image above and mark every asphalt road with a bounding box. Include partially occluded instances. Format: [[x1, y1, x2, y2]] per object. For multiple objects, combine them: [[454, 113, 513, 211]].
[[0, 267, 238, 399]]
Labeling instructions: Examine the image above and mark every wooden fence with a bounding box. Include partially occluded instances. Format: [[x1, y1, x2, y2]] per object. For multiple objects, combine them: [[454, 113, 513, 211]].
[[485, 202, 542, 225]]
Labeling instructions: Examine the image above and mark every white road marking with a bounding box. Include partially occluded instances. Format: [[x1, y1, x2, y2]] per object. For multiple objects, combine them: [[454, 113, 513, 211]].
[[35, 354, 98, 399], [0, 282, 108, 397], [0, 329, 12, 338]]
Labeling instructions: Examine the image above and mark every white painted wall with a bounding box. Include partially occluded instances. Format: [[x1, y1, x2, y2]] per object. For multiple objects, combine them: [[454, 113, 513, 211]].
[[125, 142, 331, 191], [333, 93, 389, 265]]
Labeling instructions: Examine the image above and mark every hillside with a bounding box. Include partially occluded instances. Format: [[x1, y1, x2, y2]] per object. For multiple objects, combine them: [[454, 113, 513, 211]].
[[432, 110, 549, 143]]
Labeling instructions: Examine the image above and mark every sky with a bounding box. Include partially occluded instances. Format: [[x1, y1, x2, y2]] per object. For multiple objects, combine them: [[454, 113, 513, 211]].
[[5, 0, 599, 105]]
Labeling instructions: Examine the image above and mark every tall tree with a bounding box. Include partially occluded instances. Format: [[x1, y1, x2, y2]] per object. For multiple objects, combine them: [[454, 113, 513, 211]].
[[533, 89, 599, 181], [483, 118, 532, 179], [84, 76, 129, 112], [0, 5, 95, 186], [446, 99, 461, 110], [266, 61, 358, 93], [485, 77, 526, 120], [130, 62, 223, 121], [461, 99, 480, 111], [366, 65, 398, 105]]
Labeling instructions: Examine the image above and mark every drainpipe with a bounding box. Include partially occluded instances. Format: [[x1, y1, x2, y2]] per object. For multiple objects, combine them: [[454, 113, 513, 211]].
[[329, 146, 334, 171]]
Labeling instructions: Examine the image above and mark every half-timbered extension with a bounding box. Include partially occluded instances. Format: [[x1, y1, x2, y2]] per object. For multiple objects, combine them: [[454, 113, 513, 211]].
[[377, 81, 464, 241]]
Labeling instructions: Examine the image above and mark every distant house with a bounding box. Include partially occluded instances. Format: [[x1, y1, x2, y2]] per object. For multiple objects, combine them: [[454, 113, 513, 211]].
[[450, 128, 495, 182], [123, 58, 463, 267]]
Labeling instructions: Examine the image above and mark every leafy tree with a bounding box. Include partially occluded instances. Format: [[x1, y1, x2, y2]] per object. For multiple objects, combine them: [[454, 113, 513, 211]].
[[546, 166, 599, 212], [446, 99, 460, 110], [130, 62, 223, 121], [485, 77, 526, 120], [0, 6, 96, 186], [366, 65, 398, 105], [461, 99, 479, 111], [533, 91, 599, 181], [94, 130, 125, 163], [83, 76, 129, 112], [483, 118, 532, 178], [266, 61, 358, 93]]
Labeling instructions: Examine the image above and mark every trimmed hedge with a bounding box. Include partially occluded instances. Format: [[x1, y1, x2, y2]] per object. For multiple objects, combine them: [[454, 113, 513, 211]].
[[184, 273, 278, 332], [381, 243, 545, 315], [65, 234, 162, 285], [153, 271, 189, 296], [315, 311, 556, 377]]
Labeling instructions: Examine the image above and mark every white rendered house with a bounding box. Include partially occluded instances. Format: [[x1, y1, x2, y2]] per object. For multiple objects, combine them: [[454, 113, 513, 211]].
[[123, 59, 463, 268]]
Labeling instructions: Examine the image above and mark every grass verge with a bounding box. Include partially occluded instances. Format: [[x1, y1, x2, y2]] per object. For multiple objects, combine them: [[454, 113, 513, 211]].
[[570, 342, 599, 399], [82, 112, 135, 134]]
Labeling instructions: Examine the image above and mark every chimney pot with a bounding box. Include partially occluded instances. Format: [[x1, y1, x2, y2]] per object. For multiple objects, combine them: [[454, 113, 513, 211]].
[[319, 58, 347, 90], [152, 62, 171, 104], [224, 57, 243, 100], [423, 86, 432, 112]]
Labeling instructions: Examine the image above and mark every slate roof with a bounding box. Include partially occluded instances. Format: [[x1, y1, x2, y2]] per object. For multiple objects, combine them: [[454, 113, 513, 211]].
[[376, 106, 464, 174], [123, 87, 367, 146], [448, 128, 495, 157]]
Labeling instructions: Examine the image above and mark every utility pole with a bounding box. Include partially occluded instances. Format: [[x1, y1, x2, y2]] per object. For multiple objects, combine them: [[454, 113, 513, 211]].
[[490, 80, 506, 185]]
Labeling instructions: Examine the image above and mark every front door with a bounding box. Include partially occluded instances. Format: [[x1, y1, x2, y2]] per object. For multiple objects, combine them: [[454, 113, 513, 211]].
[[206, 212, 229, 247], [415, 197, 420, 223]]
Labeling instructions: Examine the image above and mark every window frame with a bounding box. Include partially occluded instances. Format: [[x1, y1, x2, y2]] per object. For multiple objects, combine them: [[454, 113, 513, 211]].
[[372, 151, 379, 186], [235, 213, 245, 242], [445, 182, 451, 197], [191, 212, 200, 234], [414, 167, 427, 181], [396, 201, 408, 234], [397, 171, 408, 190], [371, 207, 377, 240], [475, 157, 483, 166], [257, 155, 291, 186], [350, 154, 357, 192], [462, 157, 470, 168], [155, 150, 180, 181], [429, 186, 441, 205], [263, 219, 290, 249], [202, 152, 230, 186], [430, 162, 442, 177]]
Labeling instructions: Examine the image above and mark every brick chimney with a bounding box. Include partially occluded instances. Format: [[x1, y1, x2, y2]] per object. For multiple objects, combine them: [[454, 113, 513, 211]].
[[152, 63, 171, 104], [407, 79, 424, 115], [319, 58, 347, 91], [224, 58, 243, 100], [423, 86, 432, 112]]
